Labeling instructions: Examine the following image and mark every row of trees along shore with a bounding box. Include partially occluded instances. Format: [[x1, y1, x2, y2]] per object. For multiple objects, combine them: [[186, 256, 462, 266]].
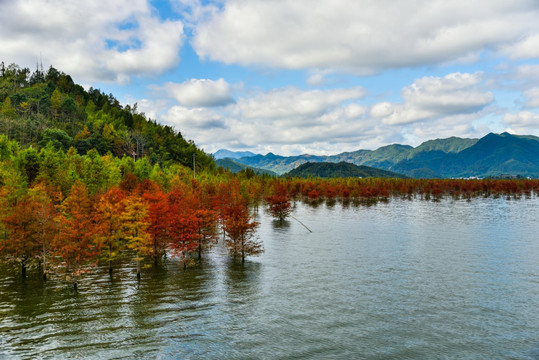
[[1, 62, 539, 288], [2, 133, 538, 288]]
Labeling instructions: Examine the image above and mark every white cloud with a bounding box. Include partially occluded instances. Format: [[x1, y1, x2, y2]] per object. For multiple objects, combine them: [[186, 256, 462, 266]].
[[372, 73, 494, 125], [192, 0, 539, 73], [158, 86, 376, 155], [0, 0, 184, 83], [164, 78, 235, 107], [514, 65, 539, 84], [163, 105, 227, 130], [503, 111, 539, 135], [237, 87, 366, 124], [502, 34, 539, 59], [523, 88, 539, 108]]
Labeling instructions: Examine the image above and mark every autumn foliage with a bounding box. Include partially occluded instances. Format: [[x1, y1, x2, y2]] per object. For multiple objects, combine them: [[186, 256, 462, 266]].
[[1, 142, 539, 288]]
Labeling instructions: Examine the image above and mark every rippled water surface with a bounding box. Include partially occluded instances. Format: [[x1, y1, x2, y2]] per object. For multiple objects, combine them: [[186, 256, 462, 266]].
[[1, 197, 539, 359]]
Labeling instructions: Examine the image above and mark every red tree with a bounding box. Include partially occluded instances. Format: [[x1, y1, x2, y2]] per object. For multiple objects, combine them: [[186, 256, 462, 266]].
[[266, 183, 292, 223], [167, 187, 200, 267], [142, 181, 170, 265], [53, 180, 100, 289], [222, 192, 262, 263]]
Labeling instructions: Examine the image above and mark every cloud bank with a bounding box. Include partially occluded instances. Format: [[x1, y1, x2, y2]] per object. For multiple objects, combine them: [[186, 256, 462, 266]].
[[192, 0, 539, 74], [0, 0, 184, 83]]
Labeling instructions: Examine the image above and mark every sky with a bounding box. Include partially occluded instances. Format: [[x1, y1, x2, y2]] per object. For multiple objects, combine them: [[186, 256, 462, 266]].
[[1, 0, 539, 156]]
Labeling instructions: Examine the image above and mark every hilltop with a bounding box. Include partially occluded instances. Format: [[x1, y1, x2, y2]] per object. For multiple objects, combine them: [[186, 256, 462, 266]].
[[0, 61, 214, 170]]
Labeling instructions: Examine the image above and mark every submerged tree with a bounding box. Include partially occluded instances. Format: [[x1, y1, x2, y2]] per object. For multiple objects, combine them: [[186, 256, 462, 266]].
[[266, 183, 292, 223], [95, 187, 127, 274], [1, 193, 41, 278], [27, 184, 57, 280], [195, 207, 218, 260], [120, 195, 151, 278], [53, 180, 100, 289], [168, 187, 200, 267], [222, 193, 262, 263], [141, 181, 170, 265]]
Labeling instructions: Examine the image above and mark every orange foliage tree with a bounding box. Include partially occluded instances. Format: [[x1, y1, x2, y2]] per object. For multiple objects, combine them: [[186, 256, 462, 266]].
[[222, 191, 262, 263], [168, 187, 200, 267], [1, 194, 41, 278], [265, 182, 292, 223], [141, 180, 170, 265], [53, 180, 101, 289]]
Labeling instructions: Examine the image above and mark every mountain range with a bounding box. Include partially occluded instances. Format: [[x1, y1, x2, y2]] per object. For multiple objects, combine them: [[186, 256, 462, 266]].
[[214, 132, 539, 178]]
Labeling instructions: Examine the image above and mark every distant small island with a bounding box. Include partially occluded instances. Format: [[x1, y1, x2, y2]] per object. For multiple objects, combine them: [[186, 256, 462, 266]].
[[283, 161, 407, 178]]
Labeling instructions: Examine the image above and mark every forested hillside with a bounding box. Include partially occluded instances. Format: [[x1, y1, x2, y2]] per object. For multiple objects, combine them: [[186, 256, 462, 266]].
[[0, 61, 214, 169]]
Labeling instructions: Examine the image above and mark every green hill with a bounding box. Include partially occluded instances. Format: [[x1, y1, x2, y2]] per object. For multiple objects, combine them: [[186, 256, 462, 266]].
[[284, 161, 407, 178], [438, 132, 539, 177], [0, 62, 214, 170]]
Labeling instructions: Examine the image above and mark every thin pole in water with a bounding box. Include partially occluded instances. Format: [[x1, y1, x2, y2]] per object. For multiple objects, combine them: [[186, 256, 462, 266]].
[[290, 215, 312, 233]]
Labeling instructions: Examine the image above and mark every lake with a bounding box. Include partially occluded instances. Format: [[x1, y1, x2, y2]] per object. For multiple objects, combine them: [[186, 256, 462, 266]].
[[1, 196, 539, 359]]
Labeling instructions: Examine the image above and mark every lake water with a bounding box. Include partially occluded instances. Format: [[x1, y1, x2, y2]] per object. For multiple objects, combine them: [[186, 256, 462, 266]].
[[1, 196, 539, 359]]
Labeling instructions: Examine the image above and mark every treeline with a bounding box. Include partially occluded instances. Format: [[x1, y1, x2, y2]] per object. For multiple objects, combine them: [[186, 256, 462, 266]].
[[1, 133, 538, 288], [0, 61, 214, 170], [277, 176, 539, 202], [0, 136, 264, 288]]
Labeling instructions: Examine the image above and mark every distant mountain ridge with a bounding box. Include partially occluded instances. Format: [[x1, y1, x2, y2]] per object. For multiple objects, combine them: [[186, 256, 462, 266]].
[[214, 149, 258, 160], [227, 133, 539, 178], [284, 162, 407, 178]]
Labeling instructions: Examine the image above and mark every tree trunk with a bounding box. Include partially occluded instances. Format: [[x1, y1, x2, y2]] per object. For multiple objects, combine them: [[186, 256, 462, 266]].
[[42, 242, 47, 281], [241, 238, 245, 263], [21, 261, 26, 279], [109, 244, 113, 274]]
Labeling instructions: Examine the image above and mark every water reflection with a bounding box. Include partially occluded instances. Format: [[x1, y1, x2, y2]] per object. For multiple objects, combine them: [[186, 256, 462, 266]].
[[271, 219, 291, 230]]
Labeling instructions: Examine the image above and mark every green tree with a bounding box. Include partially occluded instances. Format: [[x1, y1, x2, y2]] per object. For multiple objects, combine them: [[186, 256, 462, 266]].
[[38, 128, 73, 151], [82, 149, 107, 195], [50, 88, 62, 119], [15, 147, 40, 185], [1, 97, 16, 118]]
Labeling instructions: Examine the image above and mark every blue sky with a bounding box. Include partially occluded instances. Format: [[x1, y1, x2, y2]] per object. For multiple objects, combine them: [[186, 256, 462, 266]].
[[2, 0, 539, 155]]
